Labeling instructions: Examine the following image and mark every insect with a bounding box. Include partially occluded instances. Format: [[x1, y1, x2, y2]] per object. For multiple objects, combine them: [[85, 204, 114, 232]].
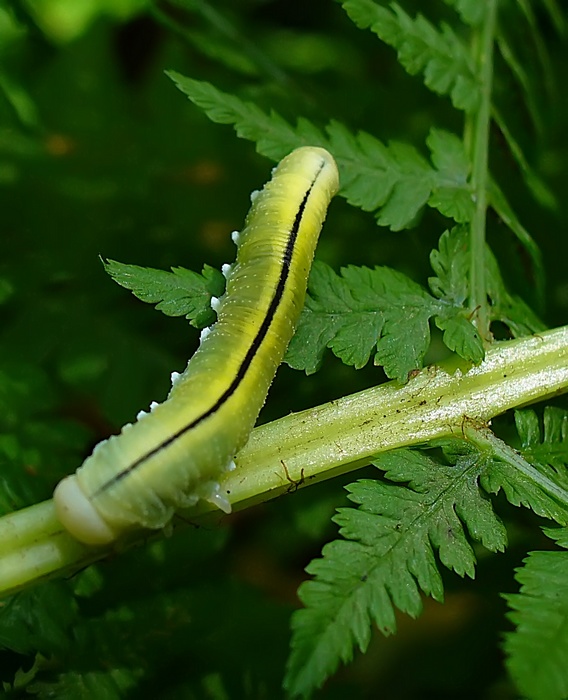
[[53, 146, 339, 545]]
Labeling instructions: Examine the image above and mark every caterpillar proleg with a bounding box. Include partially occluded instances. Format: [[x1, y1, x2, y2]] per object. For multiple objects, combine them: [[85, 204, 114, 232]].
[[53, 146, 339, 545]]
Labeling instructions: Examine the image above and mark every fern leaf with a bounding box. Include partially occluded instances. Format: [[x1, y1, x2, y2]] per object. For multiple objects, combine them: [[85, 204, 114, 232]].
[[285, 254, 481, 381], [284, 445, 507, 697], [103, 259, 225, 328], [443, 0, 486, 26], [477, 414, 568, 525], [168, 73, 478, 231], [504, 549, 568, 700], [516, 407, 568, 474], [341, 0, 479, 111]]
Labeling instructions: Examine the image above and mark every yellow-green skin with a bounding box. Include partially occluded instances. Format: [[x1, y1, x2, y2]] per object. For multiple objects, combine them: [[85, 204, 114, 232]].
[[53, 147, 339, 545]]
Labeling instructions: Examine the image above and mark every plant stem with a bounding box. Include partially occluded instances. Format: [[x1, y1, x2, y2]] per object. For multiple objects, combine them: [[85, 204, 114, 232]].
[[1, 325, 568, 597], [469, 0, 497, 340]]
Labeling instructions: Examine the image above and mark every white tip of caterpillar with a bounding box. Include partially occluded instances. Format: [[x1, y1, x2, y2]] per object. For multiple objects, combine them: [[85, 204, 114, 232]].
[[54, 475, 117, 545], [170, 371, 181, 387], [250, 189, 260, 203], [231, 230, 240, 245], [210, 296, 221, 313], [198, 480, 231, 514], [199, 326, 212, 343], [221, 263, 232, 279], [207, 489, 232, 515]]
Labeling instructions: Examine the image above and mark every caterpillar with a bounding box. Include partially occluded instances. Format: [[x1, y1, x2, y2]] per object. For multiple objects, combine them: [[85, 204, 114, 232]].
[[53, 146, 339, 545]]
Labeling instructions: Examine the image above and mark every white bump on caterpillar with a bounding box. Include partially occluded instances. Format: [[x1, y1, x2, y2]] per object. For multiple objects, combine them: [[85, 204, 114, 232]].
[[250, 189, 260, 203], [199, 326, 212, 343], [231, 230, 240, 245], [226, 459, 236, 473], [149, 401, 159, 412], [221, 263, 232, 279], [170, 371, 181, 387], [210, 296, 221, 313], [136, 410, 147, 421], [54, 475, 117, 545]]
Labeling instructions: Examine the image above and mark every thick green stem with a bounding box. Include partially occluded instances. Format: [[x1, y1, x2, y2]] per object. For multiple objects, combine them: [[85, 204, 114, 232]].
[[469, 0, 497, 340], [1, 325, 568, 597]]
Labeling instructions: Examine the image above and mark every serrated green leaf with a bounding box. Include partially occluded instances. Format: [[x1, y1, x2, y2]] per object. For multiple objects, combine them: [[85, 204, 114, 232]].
[[284, 445, 507, 697], [516, 407, 568, 476], [168, 75, 475, 231], [0, 584, 76, 656], [289, 228, 492, 378], [443, 0, 486, 26], [426, 128, 473, 222], [477, 419, 568, 525], [285, 261, 385, 375], [504, 550, 568, 700], [435, 313, 484, 363], [341, 0, 479, 112], [103, 259, 225, 328], [429, 226, 544, 340], [286, 261, 438, 381], [543, 526, 568, 549], [28, 668, 140, 700], [167, 71, 309, 161]]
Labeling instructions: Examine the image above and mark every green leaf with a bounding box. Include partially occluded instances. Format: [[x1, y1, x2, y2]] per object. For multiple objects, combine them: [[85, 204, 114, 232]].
[[285, 261, 385, 374], [476, 416, 568, 525], [429, 226, 544, 341], [516, 407, 568, 477], [341, 0, 479, 112], [0, 584, 76, 656], [103, 259, 225, 328], [443, 0, 486, 26], [168, 74, 476, 231], [166, 71, 311, 161], [28, 668, 141, 700], [286, 261, 438, 381], [426, 128, 473, 223], [284, 444, 507, 697], [289, 228, 491, 379], [504, 550, 568, 700]]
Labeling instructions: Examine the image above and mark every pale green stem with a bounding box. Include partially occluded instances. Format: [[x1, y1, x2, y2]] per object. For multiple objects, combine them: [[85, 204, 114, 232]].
[[1, 325, 568, 597], [469, 0, 497, 340], [466, 424, 568, 507]]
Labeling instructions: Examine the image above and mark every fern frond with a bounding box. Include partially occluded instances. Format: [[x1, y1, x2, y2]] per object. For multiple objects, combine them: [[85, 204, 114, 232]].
[[102, 259, 225, 328], [504, 548, 568, 700], [516, 407, 568, 477], [284, 443, 507, 697], [341, 0, 479, 112], [167, 73, 477, 231]]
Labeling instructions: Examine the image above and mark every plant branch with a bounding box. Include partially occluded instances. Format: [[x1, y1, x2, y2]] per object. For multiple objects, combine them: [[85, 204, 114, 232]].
[[1, 325, 568, 597], [469, 0, 497, 340]]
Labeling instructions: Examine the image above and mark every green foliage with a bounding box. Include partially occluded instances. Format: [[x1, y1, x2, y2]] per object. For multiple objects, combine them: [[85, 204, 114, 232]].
[[285, 425, 568, 697], [504, 547, 568, 700], [1, 0, 567, 699], [102, 259, 225, 328], [169, 73, 474, 231], [285, 443, 507, 696], [341, 0, 480, 112]]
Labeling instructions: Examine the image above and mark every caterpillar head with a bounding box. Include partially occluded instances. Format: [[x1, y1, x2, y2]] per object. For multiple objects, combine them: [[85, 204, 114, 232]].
[[54, 475, 118, 545]]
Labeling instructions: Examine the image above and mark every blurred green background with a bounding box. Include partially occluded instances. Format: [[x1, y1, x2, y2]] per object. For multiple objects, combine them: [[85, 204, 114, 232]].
[[1, 1, 567, 697]]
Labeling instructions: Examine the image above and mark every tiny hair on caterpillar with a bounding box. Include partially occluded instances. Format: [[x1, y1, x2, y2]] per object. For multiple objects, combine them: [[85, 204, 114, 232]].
[[53, 146, 339, 545]]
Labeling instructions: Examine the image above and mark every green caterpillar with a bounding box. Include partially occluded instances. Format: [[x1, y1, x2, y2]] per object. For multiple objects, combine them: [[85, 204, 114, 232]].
[[53, 146, 339, 545]]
